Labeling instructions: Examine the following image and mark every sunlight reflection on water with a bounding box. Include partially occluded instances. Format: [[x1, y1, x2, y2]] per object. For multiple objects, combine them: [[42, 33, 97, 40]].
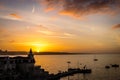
[[35, 54, 120, 80]]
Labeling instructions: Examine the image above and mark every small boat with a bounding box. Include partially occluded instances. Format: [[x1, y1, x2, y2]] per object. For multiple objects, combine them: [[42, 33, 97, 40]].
[[93, 55, 98, 61], [94, 58, 98, 61], [105, 65, 110, 69], [111, 64, 119, 68]]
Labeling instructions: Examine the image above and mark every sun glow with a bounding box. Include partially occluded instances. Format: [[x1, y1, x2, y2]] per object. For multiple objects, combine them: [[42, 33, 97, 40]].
[[14, 41, 51, 52], [31, 42, 48, 52], [19, 42, 49, 52], [37, 50, 40, 52]]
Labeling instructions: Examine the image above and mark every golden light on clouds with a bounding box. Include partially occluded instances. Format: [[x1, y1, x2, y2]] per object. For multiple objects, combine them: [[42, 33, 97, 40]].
[[0, 0, 120, 53], [112, 24, 120, 30], [10, 13, 22, 19], [45, 7, 55, 12], [37, 30, 54, 35]]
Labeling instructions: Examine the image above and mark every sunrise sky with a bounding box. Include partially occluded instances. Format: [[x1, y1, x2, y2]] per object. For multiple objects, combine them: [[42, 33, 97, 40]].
[[0, 0, 120, 53]]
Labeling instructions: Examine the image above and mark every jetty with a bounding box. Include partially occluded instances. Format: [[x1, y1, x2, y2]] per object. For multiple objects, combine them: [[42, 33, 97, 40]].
[[48, 68, 92, 80]]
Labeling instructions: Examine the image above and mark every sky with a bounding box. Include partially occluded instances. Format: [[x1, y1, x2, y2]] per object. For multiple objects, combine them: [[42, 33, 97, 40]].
[[0, 0, 120, 53]]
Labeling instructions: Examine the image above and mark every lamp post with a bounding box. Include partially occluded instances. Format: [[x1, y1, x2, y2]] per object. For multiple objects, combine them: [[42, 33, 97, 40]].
[[67, 61, 71, 80], [67, 61, 71, 69]]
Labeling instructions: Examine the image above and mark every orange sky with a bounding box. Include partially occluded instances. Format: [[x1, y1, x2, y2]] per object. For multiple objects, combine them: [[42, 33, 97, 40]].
[[0, 0, 120, 53]]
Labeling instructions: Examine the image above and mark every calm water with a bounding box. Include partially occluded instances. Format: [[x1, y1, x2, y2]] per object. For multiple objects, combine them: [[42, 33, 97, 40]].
[[35, 54, 120, 80]]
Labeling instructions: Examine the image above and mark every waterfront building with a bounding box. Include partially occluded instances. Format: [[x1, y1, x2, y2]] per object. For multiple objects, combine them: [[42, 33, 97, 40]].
[[0, 49, 49, 80]]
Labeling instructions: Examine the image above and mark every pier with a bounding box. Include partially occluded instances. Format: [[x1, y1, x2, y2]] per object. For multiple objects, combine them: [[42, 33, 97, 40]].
[[49, 68, 92, 80]]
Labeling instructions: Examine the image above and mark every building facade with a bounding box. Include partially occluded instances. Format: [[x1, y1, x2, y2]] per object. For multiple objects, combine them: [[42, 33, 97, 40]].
[[0, 49, 50, 80]]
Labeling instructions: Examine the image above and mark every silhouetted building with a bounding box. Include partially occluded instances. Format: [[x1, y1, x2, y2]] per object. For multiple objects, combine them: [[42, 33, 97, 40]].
[[0, 49, 2, 53], [0, 49, 50, 80]]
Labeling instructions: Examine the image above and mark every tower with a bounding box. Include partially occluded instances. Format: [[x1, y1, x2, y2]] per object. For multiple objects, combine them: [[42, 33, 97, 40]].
[[28, 48, 34, 59]]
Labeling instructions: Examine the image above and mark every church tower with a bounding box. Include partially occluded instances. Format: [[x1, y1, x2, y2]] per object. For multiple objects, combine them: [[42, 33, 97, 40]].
[[28, 48, 34, 59]]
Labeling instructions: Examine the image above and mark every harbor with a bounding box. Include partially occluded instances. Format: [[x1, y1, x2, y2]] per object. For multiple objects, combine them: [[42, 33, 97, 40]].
[[0, 0, 120, 80], [0, 49, 120, 80], [0, 49, 93, 80]]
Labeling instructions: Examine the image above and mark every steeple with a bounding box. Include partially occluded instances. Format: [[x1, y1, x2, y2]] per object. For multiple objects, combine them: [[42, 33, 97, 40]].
[[29, 48, 32, 54], [28, 48, 34, 59]]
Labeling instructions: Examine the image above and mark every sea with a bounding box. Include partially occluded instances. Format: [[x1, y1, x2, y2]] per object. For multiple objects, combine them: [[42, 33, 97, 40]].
[[34, 54, 120, 80]]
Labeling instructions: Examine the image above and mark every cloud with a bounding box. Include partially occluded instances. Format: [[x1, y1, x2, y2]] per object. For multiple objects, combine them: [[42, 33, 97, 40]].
[[27, 24, 49, 32], [0, 13, 23, 21], [35, 24, 75, 38], [45, 7, 55, 12], [0, 2, 7, 10], [41, 0, 120, 18], [37, 30, 54, 35], [0, 39, 15, 43], [63, 32, 74, 37], [0, 4, 5, 9], [8, 40, 15, 43], [36, 25, 48, 30], [0, 39, 3, 42], [10, 13, 22, 19], [0, 25, 6, 34], [112, 24, 120, 30], [0, 28, 4, 34], [40, 0, 61, 10]]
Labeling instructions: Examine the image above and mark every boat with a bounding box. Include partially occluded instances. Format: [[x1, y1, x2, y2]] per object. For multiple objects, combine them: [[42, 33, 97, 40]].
[[94, 58, 98, 61], [105, 65, 110, 69], [93, 55, 98, 61], [111, 64, 119, 68]]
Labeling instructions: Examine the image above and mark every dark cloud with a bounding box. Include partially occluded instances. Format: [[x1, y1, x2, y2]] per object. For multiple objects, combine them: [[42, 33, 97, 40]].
[[112, 24, 120, 30], [41, 0, 120, 17]]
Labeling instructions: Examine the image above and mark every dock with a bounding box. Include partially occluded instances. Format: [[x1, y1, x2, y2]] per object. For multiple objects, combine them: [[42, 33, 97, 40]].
[[48, 68, 92, 80]]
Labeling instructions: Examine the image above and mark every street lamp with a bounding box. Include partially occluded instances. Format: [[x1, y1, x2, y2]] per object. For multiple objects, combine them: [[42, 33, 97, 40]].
[[67, 61, 71, 69]]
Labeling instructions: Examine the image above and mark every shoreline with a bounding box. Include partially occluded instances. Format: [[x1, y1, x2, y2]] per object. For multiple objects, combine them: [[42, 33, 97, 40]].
[[0, 52, 120, 55]]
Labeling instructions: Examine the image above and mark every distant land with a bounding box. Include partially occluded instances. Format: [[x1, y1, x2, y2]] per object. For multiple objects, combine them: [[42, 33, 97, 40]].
[[0, 51, 89, 55], [0, 51, 120, 55]]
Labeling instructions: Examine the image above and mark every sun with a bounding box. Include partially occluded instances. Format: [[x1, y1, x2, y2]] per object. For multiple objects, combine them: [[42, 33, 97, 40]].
[[31, 42, 48, 52], [35, 47, 40, 52], [36, 49, 40, 52]]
